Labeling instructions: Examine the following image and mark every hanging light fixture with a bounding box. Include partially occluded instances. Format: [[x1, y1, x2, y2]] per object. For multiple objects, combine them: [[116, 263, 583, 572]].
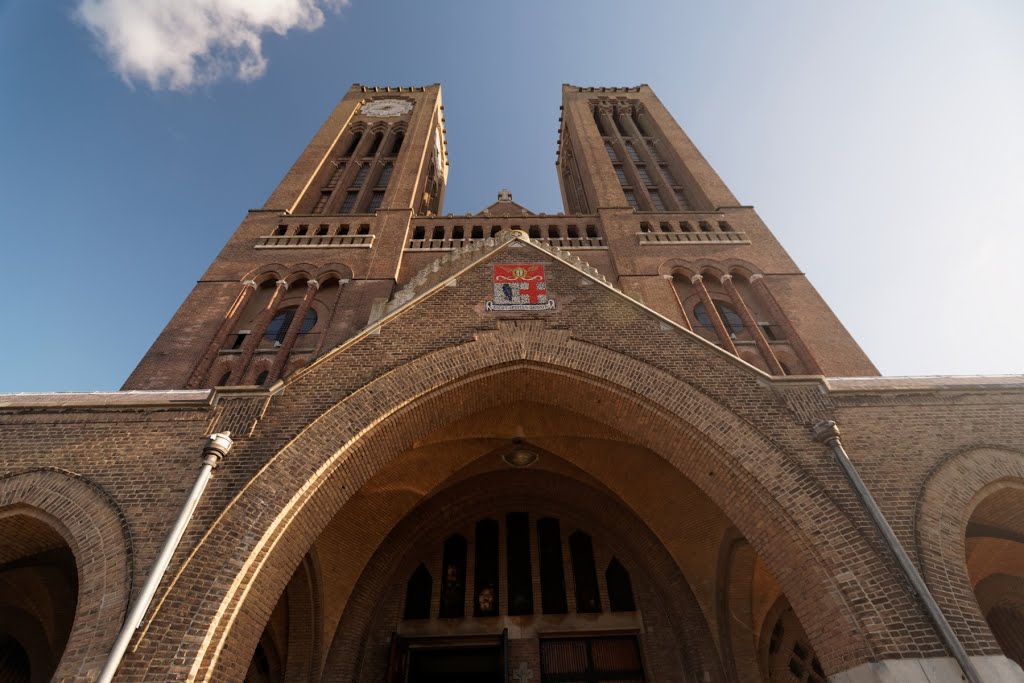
[[502, 439, 538, 468]]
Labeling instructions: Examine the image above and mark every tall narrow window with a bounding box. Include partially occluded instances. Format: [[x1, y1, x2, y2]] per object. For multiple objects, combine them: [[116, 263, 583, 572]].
[[265, 307, 317, 344], [506, 512, 534, 616], [675, 190, 691, 210], [404, 564, 432, 620], [636, 166, 653, 186], [340, 192, 359, 214], [605, 558, 636, 612], [623, 190, 639, 210], [613, 109, 629, 136], [649, 190, 666, 211], [367, 131, 383, 156], [344, 131, 362, 156], [351, 165, 369, 188], [659, 164, 676, 184], [593, 107, 607, 136], [605, 142, 618, 163], [376, 162, 393, 188], [537, 518, 568, 615], [625, 141, 641, 162], [614, 166, 628, 186], [367, 191, 385, 212], [439, 535, 467, 618], [569, 531, 601, 613], [694, 301, 744, 335], [474, 520, 500, 617], [390, 132, 404, 155]]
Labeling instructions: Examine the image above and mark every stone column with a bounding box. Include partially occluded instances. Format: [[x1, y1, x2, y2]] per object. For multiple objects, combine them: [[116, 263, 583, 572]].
[[749, 274, 823, 375], [267, 280, 319, 383], [691, 274, 738, 354], [721, 274, 785, 375], [187, 280, 257, 388], [235, 279, 288, 383], [664, 274, 693, 330]]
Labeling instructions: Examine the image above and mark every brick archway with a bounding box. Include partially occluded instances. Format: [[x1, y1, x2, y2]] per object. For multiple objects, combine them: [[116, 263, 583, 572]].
[[915, 446, 1024, 655], [138, 329, 876, 682], [0, 469, 132, 681]]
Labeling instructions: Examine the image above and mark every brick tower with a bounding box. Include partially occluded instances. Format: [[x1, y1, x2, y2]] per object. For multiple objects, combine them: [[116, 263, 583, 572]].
[[3, 84, 1022, 683], [125, 83, 875, 392]]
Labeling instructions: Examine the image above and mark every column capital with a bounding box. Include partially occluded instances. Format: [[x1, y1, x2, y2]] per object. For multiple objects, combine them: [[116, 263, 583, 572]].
[[242, 279, 258, 290], [275, 279, 289, 288], [719, 273, 733, 284], [661, 274, 674, 280], [306, 279, 320, 290], [749, 273, 765, 283], [690, 274, 703, 284]]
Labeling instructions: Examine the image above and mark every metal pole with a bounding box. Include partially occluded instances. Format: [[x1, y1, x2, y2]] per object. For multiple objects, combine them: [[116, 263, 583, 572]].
[[812, 420, 982, 683], [97, 432, 233, 683]]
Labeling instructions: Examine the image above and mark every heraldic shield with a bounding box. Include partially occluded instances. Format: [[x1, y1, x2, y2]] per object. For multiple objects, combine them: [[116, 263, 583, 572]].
[[486, 264, 556, 311]]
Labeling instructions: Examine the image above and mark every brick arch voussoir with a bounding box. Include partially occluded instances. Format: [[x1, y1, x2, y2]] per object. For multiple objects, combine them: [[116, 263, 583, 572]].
[[915, 445, 1024, 654], [182, 334, 869, 681], [0, 469, 132, 681]]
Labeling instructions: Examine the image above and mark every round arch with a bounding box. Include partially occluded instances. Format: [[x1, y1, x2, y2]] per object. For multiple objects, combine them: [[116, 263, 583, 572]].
[[144, 331, 877, 681], [915, 446, 1024, 654], [0, 469, 132, 680]]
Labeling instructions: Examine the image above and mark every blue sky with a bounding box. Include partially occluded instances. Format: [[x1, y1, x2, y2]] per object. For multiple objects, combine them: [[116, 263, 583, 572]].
[[1, 0, 1022, 391]]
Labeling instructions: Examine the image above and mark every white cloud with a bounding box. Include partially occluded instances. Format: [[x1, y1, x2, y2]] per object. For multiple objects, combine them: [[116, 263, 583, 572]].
[[75, 0, 349, 90]]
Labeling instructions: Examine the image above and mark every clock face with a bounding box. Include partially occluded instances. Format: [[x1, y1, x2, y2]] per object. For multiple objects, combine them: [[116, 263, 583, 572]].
[[360, 99, 414, 117]]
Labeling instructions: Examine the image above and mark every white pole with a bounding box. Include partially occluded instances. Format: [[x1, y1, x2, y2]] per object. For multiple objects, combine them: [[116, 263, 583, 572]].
[[96, 432, 233, 683]]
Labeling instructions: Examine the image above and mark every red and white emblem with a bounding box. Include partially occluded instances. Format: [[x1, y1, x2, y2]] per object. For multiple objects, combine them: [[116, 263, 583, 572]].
[[486, 264, 555, 311]]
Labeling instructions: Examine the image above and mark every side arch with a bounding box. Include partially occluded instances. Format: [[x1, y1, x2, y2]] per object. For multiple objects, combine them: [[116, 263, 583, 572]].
[[915, 446, 1024, 654], [0, 469, 133, 680]]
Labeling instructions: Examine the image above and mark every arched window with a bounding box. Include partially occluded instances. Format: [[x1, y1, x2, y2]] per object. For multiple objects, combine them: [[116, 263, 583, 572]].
[[404, 564, 432, 620], [217, 371, 232, 386], [569, 531, 601, 613], [344, 131, 362, 157], [605, 558, 636, 612], [367, 131, 383, 156], [255, 370, 269, 385], [439, 535, 467, 618], [694, 301, 744, 335], [390, 132, 404, 155], [265, 307, 317, 345]]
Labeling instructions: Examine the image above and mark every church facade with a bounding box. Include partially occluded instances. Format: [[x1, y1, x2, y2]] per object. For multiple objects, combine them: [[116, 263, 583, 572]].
[[1, 83, 1023, 682]]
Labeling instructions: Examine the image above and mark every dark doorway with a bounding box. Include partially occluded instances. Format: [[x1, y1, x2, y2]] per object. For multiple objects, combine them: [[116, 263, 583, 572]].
[[407, 644, 503, 683]]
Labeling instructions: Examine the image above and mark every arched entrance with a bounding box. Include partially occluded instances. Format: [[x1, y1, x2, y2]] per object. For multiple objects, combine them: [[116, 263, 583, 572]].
[[966, 482, 1024, 666], [151, 332, 883, 682], [0, 512, 78, 683]]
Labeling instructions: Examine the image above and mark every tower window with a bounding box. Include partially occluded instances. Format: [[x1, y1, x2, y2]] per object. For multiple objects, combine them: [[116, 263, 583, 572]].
[[376, 162, 393, 188], [679, 221, 693, 232], [593, 107, 607, 136], [351, 165, 369, 188], [315, 225, 328, 236], [295, 225, 308, 236], [265, 307, 317, 344], [675, 190, 691, 210], [660, 222, 673, 233], [390, 131, 404, 155], [344, 131, 362, 156], [216, 371, 232, 386], [613, 108, 629, 136], [528, 226, 541, 239], [471, 226, 483, 239], [567, 225, 579, 238], [367, 131, 383, 156], [694, 301, 744, 335], [625, 141, 640, 162], [718, 221, 733, 232], [274, 225, 287, 236], [699, 221, 712, 232], [452, 225, 464, 239], [636, 166, 653, 186], [337, 224, 350, 235], [586, 225, 597, 238], [623, 190, 639, 210], [604, 142, 618, 163], [340, 192, 358, 214], [490, 226, 501, 237], [649, 190, 666, 211], [659, 164, 676, 184], [255, 370, 269, 385], [413, 226, 425, 240], [614, 165, 628, 186], [357, 224, 370, 235], [432, 226, 444, 240], [646, 138, 663, 162], [368, 191, 385, 212]]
